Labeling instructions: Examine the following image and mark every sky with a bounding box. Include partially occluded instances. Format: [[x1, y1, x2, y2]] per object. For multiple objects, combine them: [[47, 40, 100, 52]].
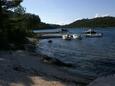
[[21, 0, 115, 25]]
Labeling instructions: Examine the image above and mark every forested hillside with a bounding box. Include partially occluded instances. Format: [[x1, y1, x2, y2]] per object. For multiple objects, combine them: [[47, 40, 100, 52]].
[[63, 16, 115, 28]]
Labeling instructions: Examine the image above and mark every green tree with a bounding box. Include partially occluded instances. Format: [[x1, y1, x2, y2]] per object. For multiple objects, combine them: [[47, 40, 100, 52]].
[[0, 0, 23, 49]]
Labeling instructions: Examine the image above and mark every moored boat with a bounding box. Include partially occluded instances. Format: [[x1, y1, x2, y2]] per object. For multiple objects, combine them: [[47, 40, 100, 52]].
[[62, 34, 72, 40], [83, 29, 103, 37], [72, 34, 82, 39], [62, 34, 82, 40]]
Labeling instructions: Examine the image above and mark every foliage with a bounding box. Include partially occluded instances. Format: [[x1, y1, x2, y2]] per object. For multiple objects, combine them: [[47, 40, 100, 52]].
[[0, 0, 59, 50], [1, 0, 23, 9], [0, 0, 23, 49], [0, 0, 33, 50], [35, 22, 60, 29], [23, 13, 41, 29]]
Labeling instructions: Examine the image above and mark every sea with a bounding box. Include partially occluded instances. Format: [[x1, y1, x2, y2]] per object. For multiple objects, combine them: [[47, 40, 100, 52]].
[[35, 27, 115, 77]]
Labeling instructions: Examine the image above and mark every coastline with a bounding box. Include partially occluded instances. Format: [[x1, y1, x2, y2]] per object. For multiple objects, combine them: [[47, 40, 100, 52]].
[[0, 50, 95, 86]]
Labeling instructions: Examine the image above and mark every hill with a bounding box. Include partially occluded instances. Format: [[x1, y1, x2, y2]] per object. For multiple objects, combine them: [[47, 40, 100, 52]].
[[63, 16, 115, 28]]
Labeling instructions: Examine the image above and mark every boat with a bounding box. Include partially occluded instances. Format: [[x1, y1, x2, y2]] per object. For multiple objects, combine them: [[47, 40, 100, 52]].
[[62, 34, 72, 40], [62, 34, 82, 40], [72, 34, 82, 39], [60, 28, 68, 32], [83, 29, 103, 37]]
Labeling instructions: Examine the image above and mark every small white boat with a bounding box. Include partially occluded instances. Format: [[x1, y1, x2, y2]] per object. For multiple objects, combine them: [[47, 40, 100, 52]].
[[72, 34, 82, 39], [62, 34, 72, 40], [83, 29, 103, 37]]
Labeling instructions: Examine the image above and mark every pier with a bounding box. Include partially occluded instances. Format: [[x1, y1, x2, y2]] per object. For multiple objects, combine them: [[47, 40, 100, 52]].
[[35, 30, 68, 39], [37, 33, 62, 39]]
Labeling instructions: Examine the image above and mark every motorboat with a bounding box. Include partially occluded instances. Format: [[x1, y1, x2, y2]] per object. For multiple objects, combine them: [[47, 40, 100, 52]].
[[62, 34, 82, 40], [83, 29, 103, 37], [62, 34, 72, 40], [72, 34, 82, 39]]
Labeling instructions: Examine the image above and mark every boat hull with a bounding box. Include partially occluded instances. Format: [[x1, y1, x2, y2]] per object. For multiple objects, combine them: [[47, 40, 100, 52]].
[[85, 33, 103, 37], [62, 35, 72, 40], [72, 34, 82, 39]]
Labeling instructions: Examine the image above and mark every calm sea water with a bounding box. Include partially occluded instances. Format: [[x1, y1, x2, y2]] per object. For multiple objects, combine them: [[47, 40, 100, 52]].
[[36, 27, 115, 77]]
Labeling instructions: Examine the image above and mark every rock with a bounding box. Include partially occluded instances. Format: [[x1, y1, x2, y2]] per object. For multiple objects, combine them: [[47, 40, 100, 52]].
[[13, 65, 27, 73], [48, 40, 52, 43], [42, 56, 75, 67], [88, 74, 115, 86]]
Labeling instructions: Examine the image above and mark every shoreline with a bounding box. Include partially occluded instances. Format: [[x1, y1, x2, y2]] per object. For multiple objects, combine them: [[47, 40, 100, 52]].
[[0, 50, 95, 86]]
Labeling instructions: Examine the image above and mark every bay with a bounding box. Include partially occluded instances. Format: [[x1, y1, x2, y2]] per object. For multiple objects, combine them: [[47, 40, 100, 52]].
[[36, 27, 115, 77]]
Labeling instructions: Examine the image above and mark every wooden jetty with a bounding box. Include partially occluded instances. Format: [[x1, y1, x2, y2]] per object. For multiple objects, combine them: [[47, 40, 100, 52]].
[[35, 31, 67, 39]]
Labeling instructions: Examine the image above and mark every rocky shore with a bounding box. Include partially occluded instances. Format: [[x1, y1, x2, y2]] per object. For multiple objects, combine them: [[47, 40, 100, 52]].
[[0, 50, 95, 86]]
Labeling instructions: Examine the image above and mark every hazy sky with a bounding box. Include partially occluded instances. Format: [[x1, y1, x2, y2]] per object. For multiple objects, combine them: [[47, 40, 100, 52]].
[[21, 0, 115, 25]]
